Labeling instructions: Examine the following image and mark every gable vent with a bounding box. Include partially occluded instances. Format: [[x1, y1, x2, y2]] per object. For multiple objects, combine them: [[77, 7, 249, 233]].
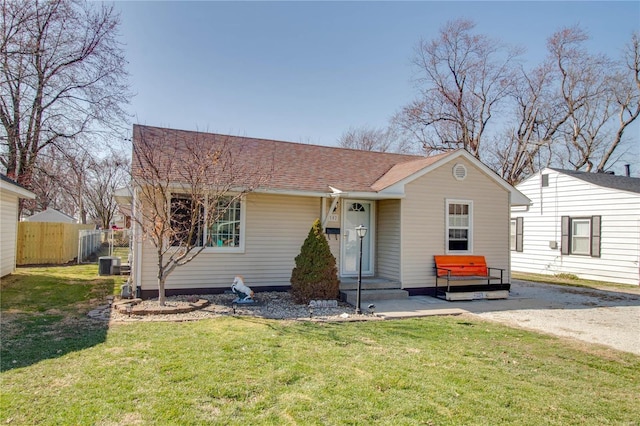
[[452, 163, 467, 181]]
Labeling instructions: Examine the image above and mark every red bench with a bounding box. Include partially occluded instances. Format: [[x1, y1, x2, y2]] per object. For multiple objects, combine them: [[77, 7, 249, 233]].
[[434, 255, 509, 301]]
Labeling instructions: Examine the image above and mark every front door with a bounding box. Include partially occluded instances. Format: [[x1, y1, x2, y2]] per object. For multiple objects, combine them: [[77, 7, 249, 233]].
[[341, 200, 373, 276]]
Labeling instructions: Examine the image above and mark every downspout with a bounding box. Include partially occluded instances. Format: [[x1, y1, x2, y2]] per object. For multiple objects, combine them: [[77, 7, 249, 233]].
[[133, 186, 143, 298]]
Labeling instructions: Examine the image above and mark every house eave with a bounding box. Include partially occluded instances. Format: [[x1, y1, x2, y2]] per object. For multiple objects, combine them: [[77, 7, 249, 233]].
[[380, 150, 531, 206], [0, 180, 36, 199], [255, 187, 406, 200]]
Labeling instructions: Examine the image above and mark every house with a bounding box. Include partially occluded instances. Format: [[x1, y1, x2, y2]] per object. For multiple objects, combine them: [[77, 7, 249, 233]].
[[511, 168, 640, 285], [23, 207, 76, 223], [1, 174, 36, 277], [125, 125, 530, 299]]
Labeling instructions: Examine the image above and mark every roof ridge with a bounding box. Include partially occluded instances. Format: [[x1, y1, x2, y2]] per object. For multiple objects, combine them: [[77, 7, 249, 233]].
[[133, 124, 422, 160]]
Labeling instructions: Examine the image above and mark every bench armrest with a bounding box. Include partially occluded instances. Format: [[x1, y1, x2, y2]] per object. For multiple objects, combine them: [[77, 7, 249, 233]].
[[487, 267, 504, 284]]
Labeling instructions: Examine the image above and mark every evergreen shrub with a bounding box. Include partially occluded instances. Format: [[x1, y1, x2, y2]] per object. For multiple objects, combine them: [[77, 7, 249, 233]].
[[290, 219, 340, 304]]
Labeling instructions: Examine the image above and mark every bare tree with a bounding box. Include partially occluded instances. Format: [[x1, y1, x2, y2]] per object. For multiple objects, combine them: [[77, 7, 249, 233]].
[[0, 0, 129, 190], [596, 32, 640, 171], [491, 59, 572, 184], [491, 28, 639, 182], [338, 125, 414, 154], [395, 19, 521, 157], [24, 147, 73, 214], [545, 27, 615, 171], [85, 150, 129, 229], [131, 127, 272, 306]]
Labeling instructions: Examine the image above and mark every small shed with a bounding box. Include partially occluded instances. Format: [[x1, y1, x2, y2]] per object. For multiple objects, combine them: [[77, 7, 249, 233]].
[[24, 207, 76, 223], [1, 174, 36, 277]]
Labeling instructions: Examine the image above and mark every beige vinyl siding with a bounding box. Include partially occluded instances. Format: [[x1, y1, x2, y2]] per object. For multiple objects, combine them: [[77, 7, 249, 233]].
[[376, 199, 401, 280], [512, 170, 640, 285], [401, 158, 510, 289], [139, 193, 321, 291], [1, 191, 19, 277]]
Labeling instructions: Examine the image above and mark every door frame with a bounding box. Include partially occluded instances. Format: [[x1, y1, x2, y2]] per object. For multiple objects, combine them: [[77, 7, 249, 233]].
[[340, 199, 375, 277]]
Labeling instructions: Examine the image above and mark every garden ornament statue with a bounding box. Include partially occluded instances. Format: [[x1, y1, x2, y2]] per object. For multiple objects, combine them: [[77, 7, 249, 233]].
[[231, 275, 255, 304]]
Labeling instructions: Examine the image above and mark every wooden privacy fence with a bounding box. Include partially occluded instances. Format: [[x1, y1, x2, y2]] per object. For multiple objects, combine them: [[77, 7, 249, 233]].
[[17, 223, 94, 265]]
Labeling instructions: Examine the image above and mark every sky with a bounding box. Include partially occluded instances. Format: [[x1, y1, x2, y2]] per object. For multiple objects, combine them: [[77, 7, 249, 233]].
[[114, 1, 640, 171]]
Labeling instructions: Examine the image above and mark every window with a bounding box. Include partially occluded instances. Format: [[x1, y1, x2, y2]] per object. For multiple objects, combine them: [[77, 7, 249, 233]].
[[446, 200, 472, 252], [571, 219, 590, 255], [170, 196, 203, 246], [561, 216, 601, 257], [207, 197, 242, 248], [510, 217, 523, 252], [169, 194, 243, 250], [542, 174, 549, 187], [349, 202, 366, 212]]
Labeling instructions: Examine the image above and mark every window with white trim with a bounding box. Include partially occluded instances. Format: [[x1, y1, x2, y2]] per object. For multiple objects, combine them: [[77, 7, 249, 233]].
[[170, 196, 203, 247], [169, 194, 243, 250], [207, 196, 242, 248], [561, 216, 601, 257], [570, 219, 590, 255], [446, 200, 472, 252], [510, 217, 523, 252]]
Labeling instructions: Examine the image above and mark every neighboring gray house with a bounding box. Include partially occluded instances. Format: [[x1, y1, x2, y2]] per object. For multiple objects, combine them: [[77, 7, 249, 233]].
[[0, 174, 35, 277], [125, 125, 530, 298], [511, 168, 640, 285]]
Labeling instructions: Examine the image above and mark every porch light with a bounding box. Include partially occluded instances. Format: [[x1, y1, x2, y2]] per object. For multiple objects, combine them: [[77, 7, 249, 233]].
[[355, 224, 367, 314]]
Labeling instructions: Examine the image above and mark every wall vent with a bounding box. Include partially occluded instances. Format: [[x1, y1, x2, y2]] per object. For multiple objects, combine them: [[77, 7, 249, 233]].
[[452, 163, 467, 181]]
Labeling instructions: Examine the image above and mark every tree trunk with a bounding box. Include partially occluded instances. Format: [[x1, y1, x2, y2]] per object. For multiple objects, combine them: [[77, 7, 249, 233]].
[[157, 276, 166, 306], [157, 252, 166, 306]]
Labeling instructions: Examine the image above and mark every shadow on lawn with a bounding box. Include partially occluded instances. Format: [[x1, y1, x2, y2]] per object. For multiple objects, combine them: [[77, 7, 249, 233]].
[[0, 267, 118, 372], [0, 314, 110, 372]]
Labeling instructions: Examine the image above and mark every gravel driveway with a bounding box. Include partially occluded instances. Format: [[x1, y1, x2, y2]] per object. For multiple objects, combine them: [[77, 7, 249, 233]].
[[465, 280, 640, 355]]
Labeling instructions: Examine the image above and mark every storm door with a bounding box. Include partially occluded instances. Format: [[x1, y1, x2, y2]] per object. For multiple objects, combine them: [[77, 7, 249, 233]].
[[341, 200, 374, 276]]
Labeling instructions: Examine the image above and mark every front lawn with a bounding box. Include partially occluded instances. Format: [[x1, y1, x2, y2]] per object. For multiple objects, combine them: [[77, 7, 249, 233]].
[[1, 266, 639, 425]]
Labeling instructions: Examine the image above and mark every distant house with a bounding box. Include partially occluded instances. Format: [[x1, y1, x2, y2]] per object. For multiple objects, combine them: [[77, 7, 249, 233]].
[[112, 190, 133, 229], [23, 207, 76, 223], [511, 168, 640, 285], [0, 174, 35, 277], [123, 125, 530, 299]]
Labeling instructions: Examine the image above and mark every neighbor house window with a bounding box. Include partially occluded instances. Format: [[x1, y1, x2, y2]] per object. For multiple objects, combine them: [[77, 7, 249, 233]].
[[570, 219, 590, 255], [207, 196, 242, 248], [446, 200, 472, 252], [561, 216, 601, 257], [510, 217, 523, 252]]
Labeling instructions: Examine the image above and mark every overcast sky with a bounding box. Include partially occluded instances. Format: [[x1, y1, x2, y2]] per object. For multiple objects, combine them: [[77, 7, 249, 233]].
[[115, 1, 639, 171]]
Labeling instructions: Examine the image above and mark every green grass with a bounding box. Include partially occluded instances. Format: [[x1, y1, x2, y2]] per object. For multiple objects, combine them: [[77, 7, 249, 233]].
[[1, 264, 119, 314], [1, 265, 124, 371], [512, 271, 640, 293], [1, 266, 639, 425]]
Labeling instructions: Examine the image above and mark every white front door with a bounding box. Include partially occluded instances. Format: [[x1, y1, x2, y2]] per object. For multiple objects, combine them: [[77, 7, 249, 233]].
[[341, 200, 373, 276]]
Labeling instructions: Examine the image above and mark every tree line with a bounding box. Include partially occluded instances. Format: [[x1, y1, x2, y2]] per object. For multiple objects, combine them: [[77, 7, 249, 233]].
[[2, 4, 638, 229], [1, 0, 129, 225], [341, 20, 639, 184]]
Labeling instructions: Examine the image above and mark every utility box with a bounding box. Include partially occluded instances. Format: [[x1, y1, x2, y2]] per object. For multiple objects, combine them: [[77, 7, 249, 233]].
[[99, 256, 121, 276]]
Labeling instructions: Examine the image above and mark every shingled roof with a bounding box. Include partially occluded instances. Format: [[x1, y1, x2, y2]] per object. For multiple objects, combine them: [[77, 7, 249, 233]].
[[132, 125, 440, 194], [550, 168, 640, 195]]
